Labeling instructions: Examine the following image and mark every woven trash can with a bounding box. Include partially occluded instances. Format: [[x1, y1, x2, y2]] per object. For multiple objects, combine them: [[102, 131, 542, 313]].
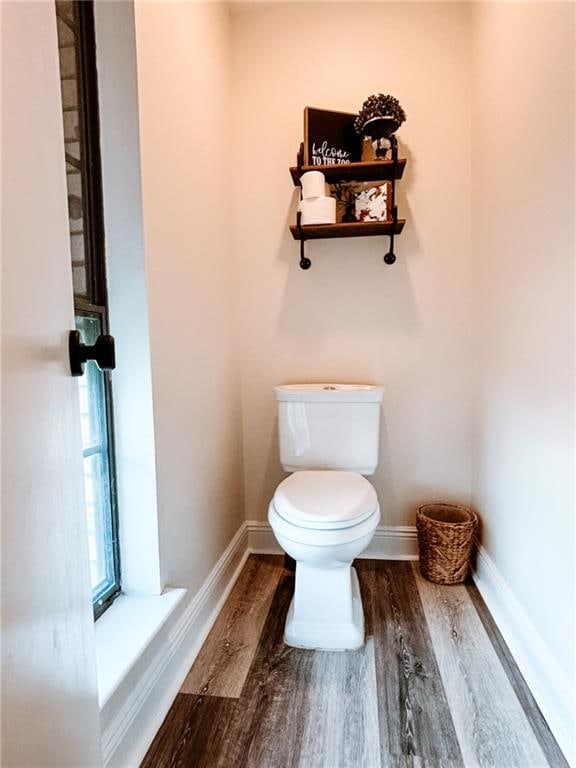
[[416, 503, 478, 584]]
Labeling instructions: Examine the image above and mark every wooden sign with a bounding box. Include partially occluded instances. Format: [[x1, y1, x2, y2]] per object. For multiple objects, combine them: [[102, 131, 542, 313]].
[[303, 107, 362, 167]]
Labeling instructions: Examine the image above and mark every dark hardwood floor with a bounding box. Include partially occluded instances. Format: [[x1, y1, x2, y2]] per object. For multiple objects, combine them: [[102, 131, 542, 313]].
[[141, 556, 567, 768]]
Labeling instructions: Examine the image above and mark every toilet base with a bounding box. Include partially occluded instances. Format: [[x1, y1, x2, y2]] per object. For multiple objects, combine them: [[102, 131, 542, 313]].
[[284, 566, 364, 651]]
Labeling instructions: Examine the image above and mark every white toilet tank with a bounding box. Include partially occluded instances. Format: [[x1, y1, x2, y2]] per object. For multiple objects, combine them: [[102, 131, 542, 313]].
[[275, 383, 384, 475]]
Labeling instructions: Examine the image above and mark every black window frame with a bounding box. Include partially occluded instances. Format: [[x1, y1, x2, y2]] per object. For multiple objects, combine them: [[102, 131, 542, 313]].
[[56, 0, 121, 619]]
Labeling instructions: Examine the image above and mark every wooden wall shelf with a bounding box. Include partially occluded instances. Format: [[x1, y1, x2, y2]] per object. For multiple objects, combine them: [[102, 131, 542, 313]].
[[290, 138, 407, 269], [290, 158, 406, 186], [290, 220, 406, 241]]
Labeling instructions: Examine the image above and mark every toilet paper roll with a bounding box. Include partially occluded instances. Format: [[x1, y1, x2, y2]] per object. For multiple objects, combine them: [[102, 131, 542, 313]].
[[300, 196, 336, 225], [301, 171, 326, 200]]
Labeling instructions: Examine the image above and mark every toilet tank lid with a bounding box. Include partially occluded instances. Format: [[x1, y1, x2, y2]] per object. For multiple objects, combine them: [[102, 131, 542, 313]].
[[274, 384, 384, 403]]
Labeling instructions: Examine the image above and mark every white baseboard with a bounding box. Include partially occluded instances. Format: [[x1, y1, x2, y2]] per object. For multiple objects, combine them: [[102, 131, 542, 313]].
[[363, 524, 419, 560], [247, 520, 419, 560], [473, 545, 575, 767], [246, 519, 282, 554], [100, 522, 249, 768]]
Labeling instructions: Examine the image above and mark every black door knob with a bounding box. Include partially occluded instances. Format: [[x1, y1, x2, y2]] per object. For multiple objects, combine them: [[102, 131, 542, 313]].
[[69, 330, 116, 377]]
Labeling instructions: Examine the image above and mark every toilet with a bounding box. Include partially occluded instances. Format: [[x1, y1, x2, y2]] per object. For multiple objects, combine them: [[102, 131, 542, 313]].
[[268, 383, 384, 650]]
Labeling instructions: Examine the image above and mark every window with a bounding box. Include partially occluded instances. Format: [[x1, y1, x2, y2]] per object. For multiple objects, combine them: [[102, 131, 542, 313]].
[[55, 0, 120, 618]]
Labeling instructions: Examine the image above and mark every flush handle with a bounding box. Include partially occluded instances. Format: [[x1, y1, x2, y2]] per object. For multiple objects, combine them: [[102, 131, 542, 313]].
[[69, 330, 116, 377]]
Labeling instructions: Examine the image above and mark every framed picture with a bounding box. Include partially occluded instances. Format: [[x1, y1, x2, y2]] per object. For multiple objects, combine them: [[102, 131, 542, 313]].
[[303, 107, 362, 167], [354, 182, 392, 222]]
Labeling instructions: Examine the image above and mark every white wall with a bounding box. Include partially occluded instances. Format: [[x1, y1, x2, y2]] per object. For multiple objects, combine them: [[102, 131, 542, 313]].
[[1, 3, 102, 765], [231, 2, 473, 525], [471, 1, 575, 753], [134, 2, 245, 595]]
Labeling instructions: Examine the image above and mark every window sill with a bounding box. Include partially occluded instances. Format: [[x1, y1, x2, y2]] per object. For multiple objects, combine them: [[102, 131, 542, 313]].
[[95, 588, 187, 708]]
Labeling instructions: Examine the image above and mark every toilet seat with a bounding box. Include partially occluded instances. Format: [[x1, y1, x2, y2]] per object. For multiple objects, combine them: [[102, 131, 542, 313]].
[[273, 470, 378, 530], [269, 501, 380, 548]]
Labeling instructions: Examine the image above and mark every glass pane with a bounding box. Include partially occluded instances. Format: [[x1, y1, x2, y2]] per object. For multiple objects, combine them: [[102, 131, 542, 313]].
[[84, 451, 110, 594], [76, 315, 117, 605], [72, 265, 87, 296], [55, 1, 88, 299]]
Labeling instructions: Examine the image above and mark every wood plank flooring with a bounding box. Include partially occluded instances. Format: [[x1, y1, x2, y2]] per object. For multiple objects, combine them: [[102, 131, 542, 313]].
[[466, 582, 568, 768], [181, 555, 282, 697], [361, 561, 462, 766], [415, 568, 549, 768], [142, 556, 566, 768]]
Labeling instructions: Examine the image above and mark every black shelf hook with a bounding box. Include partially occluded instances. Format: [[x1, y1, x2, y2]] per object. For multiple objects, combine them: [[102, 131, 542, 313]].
[[384, 135, 399, 265], [300, 239, 311, 270], [297, 210, 312, 270], [69, 330, 116, 377]]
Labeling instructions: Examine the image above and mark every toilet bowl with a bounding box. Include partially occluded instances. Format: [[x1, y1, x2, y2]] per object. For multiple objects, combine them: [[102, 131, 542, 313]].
[[269, 383, 384, 651], [268, 470, 380, 650]]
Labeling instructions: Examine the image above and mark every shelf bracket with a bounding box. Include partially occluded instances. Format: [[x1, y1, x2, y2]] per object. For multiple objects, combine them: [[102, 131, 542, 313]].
[[297, 211, 311, 269], [384, 135, 398, 265], [300, 239, 311, 270], [296, 146, 312, 269]]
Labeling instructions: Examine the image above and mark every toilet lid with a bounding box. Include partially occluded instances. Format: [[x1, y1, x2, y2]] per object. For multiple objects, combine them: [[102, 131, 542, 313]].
[[273, 471, 378, 530]]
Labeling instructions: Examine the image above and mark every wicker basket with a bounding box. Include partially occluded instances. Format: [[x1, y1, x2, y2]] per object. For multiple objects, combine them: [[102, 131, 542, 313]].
[[416, 503, 478, 584]]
